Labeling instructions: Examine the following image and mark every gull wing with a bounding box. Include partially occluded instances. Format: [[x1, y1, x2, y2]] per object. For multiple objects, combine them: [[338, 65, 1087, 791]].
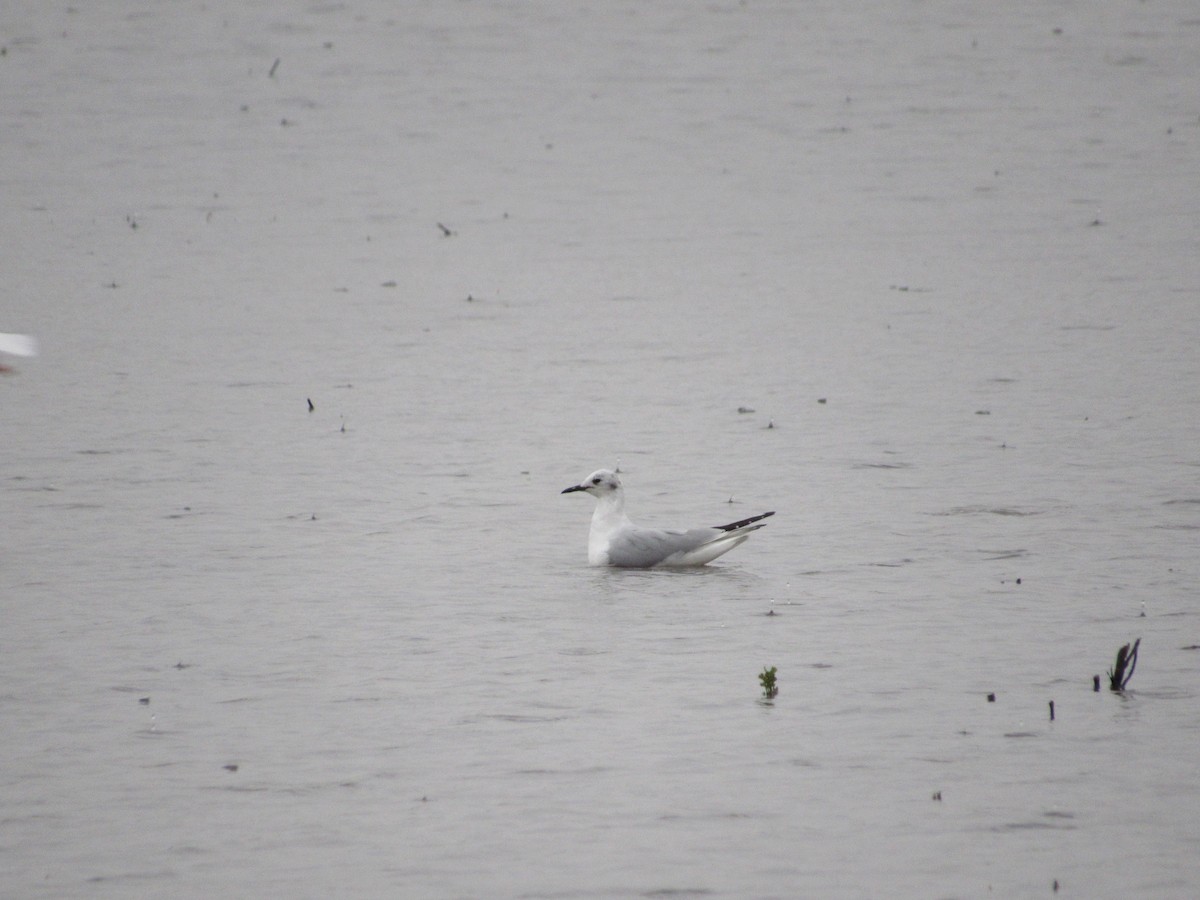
[[604, 526, 708, 568], [606, 517, 772, 568]]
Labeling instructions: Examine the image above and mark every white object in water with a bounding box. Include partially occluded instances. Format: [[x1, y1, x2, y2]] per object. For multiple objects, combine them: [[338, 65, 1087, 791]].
[[0, 333, 38, 357], [562, 469, 774, 567]]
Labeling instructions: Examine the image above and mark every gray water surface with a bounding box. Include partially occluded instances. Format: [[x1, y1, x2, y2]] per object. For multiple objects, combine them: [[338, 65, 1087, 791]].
[[3, 2, 1199, 897]]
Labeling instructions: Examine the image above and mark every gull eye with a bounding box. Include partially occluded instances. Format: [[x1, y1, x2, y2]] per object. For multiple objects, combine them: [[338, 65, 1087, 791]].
[[592, 476, 602, 485]]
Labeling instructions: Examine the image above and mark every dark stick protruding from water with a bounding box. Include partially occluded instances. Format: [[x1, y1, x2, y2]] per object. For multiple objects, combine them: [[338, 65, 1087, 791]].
[[1048, 700, 1055, 721], [1107, 638, 1140, 691]]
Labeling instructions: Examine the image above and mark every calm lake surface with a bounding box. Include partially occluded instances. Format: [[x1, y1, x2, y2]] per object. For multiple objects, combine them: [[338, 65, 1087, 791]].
[[3, 2, 1198, 897]]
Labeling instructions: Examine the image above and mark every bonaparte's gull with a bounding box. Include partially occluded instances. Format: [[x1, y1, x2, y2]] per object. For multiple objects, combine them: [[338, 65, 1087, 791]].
[[562, 469, 774, 567]]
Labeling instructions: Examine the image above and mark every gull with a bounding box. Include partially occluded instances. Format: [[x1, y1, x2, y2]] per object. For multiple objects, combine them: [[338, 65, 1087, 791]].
[[562, 469, 774, 567]]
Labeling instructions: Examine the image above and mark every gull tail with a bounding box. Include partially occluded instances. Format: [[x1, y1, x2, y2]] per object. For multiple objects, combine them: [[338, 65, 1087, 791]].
[[659, 510, 776, 566], [713, 511, 775, 532]]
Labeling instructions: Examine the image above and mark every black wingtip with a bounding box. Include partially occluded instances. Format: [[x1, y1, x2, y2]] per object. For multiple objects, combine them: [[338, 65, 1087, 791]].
[[714, 510, 775, 531]]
